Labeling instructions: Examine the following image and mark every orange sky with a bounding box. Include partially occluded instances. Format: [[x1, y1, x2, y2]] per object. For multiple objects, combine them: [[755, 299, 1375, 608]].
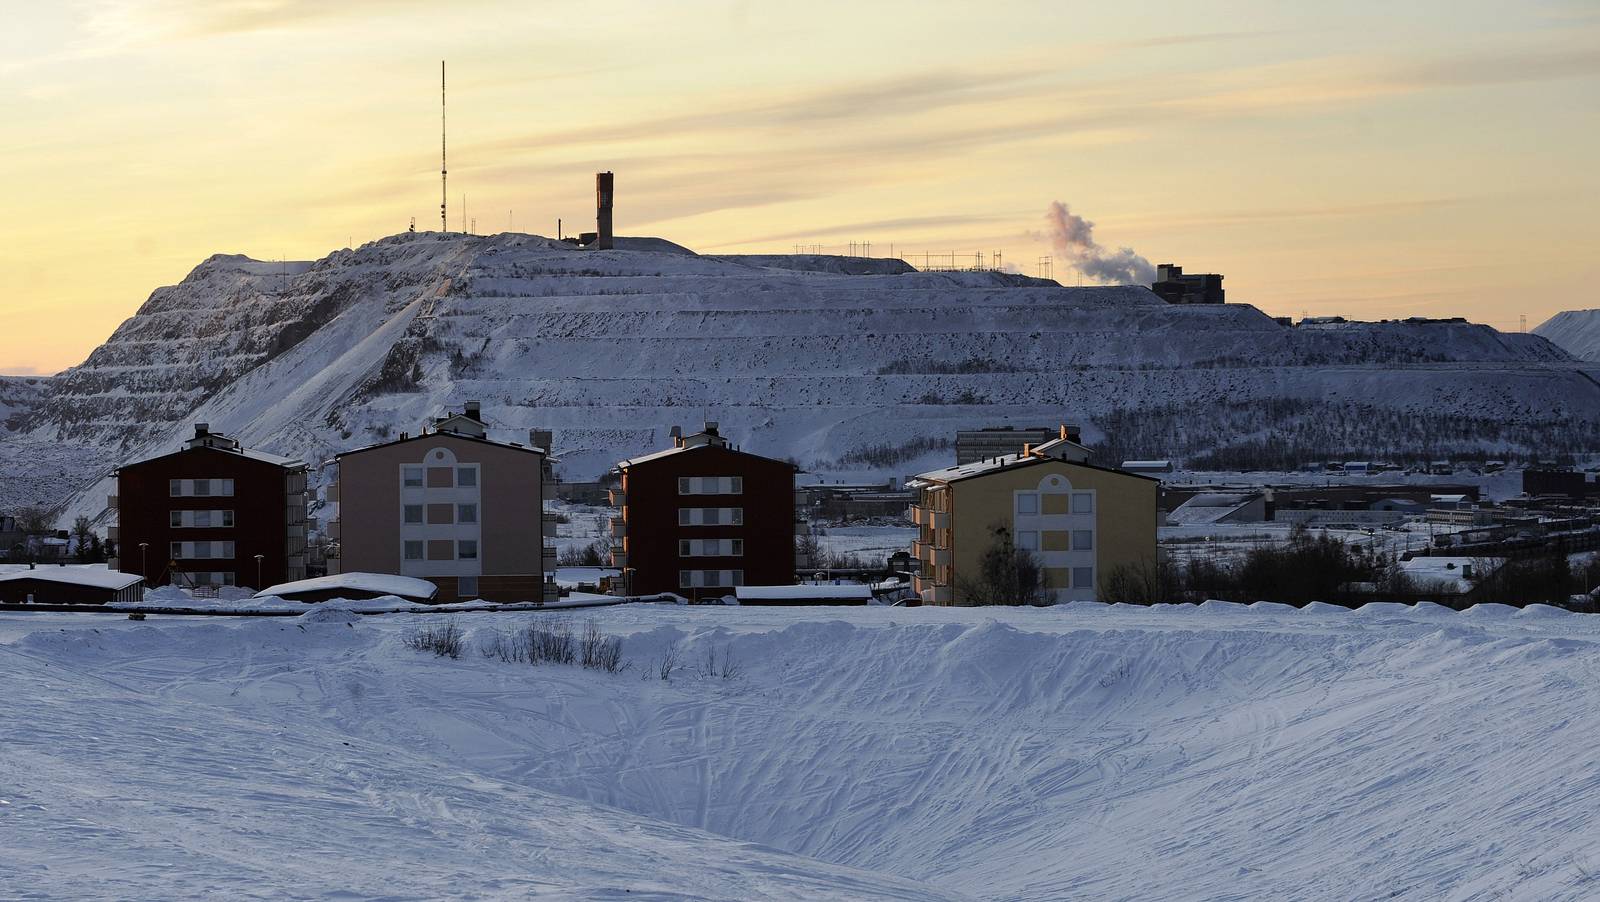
[[3, 1, 1598, 374]]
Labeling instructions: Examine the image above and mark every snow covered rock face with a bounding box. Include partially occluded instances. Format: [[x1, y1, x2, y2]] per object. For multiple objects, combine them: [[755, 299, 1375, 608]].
[[9, 230, 1600, 519], [1535, 309, 1600, 362]]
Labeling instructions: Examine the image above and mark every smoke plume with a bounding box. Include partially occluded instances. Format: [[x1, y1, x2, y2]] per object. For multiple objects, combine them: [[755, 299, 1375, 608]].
[[1043, 201, 1155, 285]]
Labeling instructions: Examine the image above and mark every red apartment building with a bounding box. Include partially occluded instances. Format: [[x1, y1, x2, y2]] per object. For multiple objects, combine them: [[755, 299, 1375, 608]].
[[611, 423, 796, 598], [113, 425, 308, 589]]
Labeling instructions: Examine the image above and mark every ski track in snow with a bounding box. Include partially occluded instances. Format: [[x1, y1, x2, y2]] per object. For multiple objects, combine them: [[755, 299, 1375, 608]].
[[6, 603, 1600, 899]]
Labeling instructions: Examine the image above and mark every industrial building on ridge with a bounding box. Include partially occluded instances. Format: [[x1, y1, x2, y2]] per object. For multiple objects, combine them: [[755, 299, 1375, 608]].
[[955, 426, 1074, 466], [1150, 263, 1224, 305], [328, 402, 558, 603], [112, 425, 308, 589], [909, 426, 1158, 604], [610, 423, 797, 600]]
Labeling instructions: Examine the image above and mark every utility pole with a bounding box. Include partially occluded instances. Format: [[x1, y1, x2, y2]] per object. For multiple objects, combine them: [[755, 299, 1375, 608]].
[[441, 60, 448, 233]]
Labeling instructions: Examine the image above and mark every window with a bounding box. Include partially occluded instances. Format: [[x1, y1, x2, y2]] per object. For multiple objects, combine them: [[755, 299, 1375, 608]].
[[1072, 529, 1094, 551], [703, 507, 721, 525], [170, 511, 183, 528], [403, 540, 424, 560], [194, 510, 212, 528], [730, 539, 744, 557], [403, 466, 424, 488], [678, 477, 692, 495], [731, 508, 744, 525], [679, 477, 743, 495], [223, 510, 234, 527], [457, 540, 478, 560], [1044, 567, 1071, 589], [457, 466, 477, 487], [1016, 530, 1040, 551], [194, 541, 212, 559], [680, 570, 693, 589], [458, 503, 478, 524], [194, 479, 211, 497], [1072, 493, 1094, 514], [403, 504, 423, 524], [678, 508, 691, 526], [730, 477, 743, 494], [1016, 492, 1039, 516], [169, 479, 182, 497], [170, 542, 181, 559], [458, 576, 479, 598], [679, 539, 693, 557], [1073, 566, 1094, 589]]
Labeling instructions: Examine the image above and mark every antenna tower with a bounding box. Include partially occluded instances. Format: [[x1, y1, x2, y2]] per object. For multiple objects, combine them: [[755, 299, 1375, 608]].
[[440, 60, 448, 233]]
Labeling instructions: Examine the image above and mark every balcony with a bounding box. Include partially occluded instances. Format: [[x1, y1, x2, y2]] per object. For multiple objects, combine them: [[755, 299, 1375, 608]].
[[609, 548, 627, 568], [107, 494, 119, 509], [932, 548, 952, 567], [327, 519, 341, 539], [542, 546, 558, 568], [929, 510, 949, 529], [608, 488, 626, 507], [922, 584, 953, 605], [541, 482, 557, 501], [542, 512, 561, 526], [609, 516, 626, 538], [325, 482, 339, 503], [107, 526, 119, 542]]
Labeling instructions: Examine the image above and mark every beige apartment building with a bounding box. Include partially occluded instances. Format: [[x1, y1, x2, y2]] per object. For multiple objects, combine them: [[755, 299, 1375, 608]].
[[328, 403, 557, 602], [909, 427, 1158, 604]]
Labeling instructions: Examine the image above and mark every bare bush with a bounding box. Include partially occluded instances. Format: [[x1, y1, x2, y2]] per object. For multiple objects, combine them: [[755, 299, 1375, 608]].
[[658, 641, 681, 681], [580, 619, 626, 673], [699, 645, 742, 680], [531, 620, 576, 665], [404, 620, 464, 659]]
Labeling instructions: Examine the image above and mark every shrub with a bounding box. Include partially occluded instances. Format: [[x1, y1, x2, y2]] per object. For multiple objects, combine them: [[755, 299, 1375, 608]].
[[404, 620, 464, 659], [580, 619, 625, 673]]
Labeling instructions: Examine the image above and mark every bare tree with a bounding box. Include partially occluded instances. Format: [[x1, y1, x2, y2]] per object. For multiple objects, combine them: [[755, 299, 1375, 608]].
[[958, 524, 1048, 606]]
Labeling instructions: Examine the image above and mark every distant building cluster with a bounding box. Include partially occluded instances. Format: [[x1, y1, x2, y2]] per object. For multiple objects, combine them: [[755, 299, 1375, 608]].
[[1150, 263, 1224, 305]]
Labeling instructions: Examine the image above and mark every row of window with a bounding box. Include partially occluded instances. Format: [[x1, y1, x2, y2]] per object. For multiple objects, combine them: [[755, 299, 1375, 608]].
[[403, 539, 477, 561], [1015, 491, 1094, 517], [678, 476, 743, 495], [187, 571, 238, 587], [402, 503, 478, 525], [678, 538, 743, 557], [402, 465, 479, 489], [169, 510, 235, 528], [169, 479, 235, 498], [677, 507, 744, 526], [1016, 529, 1094, 552], [1043, 566, 1095, 590], [170, 541, 237, 560], [679, 569, 745, 589]]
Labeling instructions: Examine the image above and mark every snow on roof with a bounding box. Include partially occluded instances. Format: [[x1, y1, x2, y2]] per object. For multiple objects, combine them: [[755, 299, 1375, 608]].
[[1399, 557, 1506, 595], [1122, 460, 1172, 468], [254, 572, 439, 601], [1167, 493, 1258, 526], [735, 584, 874, 601], [236, 447, 305, 467], [0, 567, 143, 591], [616, 444, 697, 468], [911, 453, 1031, 485]]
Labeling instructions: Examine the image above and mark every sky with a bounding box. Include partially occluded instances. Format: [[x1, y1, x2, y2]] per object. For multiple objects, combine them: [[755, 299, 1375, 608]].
[[2, 0, 1598, 375]]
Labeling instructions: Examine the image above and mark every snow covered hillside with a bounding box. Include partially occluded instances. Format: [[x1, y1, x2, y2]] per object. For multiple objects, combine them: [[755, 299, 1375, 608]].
[[1535, 309, 1600, 362], [7, 603, 1600, 899], [9, 230, 1599, 522]]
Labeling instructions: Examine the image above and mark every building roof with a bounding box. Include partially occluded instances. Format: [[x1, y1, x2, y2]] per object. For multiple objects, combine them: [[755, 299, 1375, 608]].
[[335, 429, 547, 461], [116, 440, 305, 473], [0, 567, 143, 591], [615, 441, 796, 471], [1166, 493, 1260, 526], [254, 572, 439, 601], [911, 453, 1155, 487]]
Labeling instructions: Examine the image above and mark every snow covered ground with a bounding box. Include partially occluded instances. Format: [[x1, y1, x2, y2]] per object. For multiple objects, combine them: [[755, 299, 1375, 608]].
[[8, 603, 1600, 899]]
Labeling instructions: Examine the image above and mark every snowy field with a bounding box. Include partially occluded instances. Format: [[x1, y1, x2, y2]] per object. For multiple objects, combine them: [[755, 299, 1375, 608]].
[[7, 602, 1600, 899]]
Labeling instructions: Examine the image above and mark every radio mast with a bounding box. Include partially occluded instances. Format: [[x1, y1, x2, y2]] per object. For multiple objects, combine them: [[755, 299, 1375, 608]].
[[440, 60, 448, 233]]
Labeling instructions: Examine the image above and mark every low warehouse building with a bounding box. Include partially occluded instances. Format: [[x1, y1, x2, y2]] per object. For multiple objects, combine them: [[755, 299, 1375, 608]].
[[0, 567, 146, 605]]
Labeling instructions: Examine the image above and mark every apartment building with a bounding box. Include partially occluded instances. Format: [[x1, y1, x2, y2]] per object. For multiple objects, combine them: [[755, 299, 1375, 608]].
[[114, 424, 308, 588], [611, 423, 795, 598], [329, 402, 556, 603], [909, 426, 1157, 604]]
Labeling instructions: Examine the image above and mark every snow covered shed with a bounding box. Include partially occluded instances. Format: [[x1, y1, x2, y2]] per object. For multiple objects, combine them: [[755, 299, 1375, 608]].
[[254, 573, 439, 604], [0, 567, 145, 605], [733, 584, 874, 606]]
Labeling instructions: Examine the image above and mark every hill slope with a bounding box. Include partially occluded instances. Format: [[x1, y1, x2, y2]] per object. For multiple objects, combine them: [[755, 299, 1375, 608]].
[[1535, 309, 1600, 362], [7, 230, 1600, 522]]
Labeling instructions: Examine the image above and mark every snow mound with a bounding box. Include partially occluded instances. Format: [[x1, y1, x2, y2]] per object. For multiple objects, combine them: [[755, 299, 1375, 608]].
[[297, 606, 360, 625]]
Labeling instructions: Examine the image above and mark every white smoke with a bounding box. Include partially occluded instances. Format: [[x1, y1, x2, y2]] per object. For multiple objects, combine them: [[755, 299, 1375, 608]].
[[1043, 201, 1155, 285]]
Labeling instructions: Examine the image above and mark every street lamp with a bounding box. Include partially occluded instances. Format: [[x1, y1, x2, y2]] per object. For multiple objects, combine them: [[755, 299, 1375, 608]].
[[254, 554, 265, 589], [139, 543, 149, 580]]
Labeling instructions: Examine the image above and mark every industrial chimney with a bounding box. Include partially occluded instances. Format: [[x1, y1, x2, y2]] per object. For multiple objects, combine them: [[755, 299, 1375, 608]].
[[595, 171, 614, 250]]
